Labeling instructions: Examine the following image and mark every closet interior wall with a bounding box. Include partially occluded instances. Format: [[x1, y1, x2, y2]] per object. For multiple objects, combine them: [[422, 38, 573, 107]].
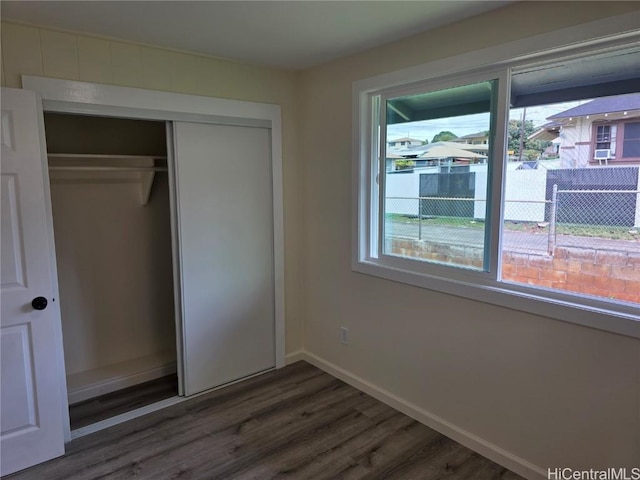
[[44, 113, 177, 404]]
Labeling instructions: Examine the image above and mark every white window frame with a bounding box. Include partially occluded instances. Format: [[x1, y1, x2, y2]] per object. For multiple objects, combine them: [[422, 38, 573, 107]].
[[375, 69, 508, 283], [352, 12, 640, 338]]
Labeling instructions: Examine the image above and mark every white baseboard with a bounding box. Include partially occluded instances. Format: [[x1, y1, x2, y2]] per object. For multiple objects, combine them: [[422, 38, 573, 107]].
[[284, 349, 305, 365], [67, 359, 177, 405], [301, 350, 546, 480]]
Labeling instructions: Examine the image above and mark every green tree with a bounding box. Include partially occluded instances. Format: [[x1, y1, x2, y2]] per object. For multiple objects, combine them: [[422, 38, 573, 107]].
[[395, 159, 415, 170], [523, 149, 540, 161], [508, 119, 551, 158], [431, 131, 458, 143]]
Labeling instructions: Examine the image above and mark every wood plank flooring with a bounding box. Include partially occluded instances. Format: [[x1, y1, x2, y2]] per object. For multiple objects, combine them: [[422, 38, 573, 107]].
[[9, 361, 523, 480], [69, 374, 179, 430]]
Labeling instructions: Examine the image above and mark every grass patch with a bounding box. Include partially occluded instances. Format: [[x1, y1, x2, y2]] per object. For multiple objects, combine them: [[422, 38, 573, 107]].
[[386, 214, 485, 229], [504, 221, 638, 240], [385, 214, 639, 240], [556, 224, 637, 240]]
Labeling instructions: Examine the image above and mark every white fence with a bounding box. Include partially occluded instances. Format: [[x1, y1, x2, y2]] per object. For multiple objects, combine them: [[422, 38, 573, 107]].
[[386, 164, 640, 226]]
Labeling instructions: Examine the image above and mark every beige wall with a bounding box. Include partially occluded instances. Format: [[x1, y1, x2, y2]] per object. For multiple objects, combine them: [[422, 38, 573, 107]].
[[2, 1, 640, 475], [299, 1, 640, 475], [0, 21, 303, 354]]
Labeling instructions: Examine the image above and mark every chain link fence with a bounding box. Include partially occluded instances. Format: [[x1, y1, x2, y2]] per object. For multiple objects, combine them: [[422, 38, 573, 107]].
[[550, 187, 640, 252], [385, 164, 640, 256], [385, 189, 640, 257]]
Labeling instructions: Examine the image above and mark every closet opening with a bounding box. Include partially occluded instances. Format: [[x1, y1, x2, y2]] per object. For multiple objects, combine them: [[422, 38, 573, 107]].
[[43, 113, 180, 432]]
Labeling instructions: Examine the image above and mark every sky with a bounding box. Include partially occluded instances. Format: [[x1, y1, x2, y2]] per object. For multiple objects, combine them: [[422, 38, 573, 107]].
[[387, 99, 589, 143]]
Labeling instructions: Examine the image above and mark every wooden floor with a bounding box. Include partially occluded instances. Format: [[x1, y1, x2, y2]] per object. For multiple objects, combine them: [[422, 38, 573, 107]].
[[69, 374, 179, 430], [10, 361, 523, 480]]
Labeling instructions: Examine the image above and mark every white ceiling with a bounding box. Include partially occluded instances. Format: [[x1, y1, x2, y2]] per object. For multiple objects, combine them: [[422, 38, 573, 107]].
[[1, 1, 509, 70]]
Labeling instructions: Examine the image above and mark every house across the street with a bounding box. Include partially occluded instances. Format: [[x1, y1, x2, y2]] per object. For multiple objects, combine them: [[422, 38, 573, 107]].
[[530, 92, 640, 168], [387, 136, 423, 148]]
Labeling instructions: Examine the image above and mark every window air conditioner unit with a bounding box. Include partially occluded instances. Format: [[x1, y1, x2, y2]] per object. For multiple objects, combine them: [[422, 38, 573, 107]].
[[593, 149, 611, 165]]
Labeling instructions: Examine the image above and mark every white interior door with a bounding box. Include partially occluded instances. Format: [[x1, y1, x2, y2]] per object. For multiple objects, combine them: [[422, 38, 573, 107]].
[[173, 122, 275, 395], [1, 88, 65, 475]]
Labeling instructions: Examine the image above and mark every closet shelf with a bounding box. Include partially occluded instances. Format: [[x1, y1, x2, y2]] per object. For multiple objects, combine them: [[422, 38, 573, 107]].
[[48, 153, 167, 205], [47, 153, 167, 161], [49, 166, 168, 172]]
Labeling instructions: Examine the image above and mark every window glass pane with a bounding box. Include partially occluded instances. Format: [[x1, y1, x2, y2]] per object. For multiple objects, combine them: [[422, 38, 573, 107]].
[[623, 139, 640, 158], [383, 80, 496, 270], [596, 125, 611, 142], [622, 122, 640, 158], [501, 91, 640, 305], [623, 121, 640, 140]]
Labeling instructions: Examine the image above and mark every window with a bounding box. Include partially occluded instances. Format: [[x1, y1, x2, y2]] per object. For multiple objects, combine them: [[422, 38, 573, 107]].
[[596, 125, 612, 149], [622, 121, 640, 158], [502, 94, 640, 306], [382, 77, 499, 272], [593, 124, 617, 162], [354, 31, 640, 337]]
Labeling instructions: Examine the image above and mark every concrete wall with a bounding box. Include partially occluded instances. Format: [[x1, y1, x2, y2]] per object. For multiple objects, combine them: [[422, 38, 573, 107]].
[[0, 21, 303, 354], [385, 171, 422, 216], [504, 170, 547, 222], [503, 247, 640, 305], [299, 1, 640, 476]]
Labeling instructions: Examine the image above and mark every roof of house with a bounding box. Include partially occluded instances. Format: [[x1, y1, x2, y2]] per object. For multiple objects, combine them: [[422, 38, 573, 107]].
[[540, 121, 563, 129], [394, 141, 488, 159], [528, 128, 559, 142], [388, 137, 423, 143], [458, 131, 488, 139], [457, 143, 488, 151], [547, 92, 640, 119], [528, 120, 563, 141]]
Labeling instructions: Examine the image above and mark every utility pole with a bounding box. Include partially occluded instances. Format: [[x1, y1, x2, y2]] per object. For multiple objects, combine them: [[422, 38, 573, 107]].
[[518, 107, 527, 162]]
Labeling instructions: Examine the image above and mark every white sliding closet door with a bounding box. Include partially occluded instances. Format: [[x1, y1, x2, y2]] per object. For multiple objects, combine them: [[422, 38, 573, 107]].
[[173, 122, 275, 395]]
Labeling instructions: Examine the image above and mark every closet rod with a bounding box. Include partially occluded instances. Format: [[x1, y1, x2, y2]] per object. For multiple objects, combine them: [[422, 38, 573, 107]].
[[48, 166, 168, 172]]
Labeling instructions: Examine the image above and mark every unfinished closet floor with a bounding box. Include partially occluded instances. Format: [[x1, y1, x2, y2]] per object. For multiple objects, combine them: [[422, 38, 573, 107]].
[[69, 374, 178, 430], [12, 362, 523, 480]]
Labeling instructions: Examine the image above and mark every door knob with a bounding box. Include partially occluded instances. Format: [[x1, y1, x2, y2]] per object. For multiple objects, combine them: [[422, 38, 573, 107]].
[[31, 297, 48, 310]]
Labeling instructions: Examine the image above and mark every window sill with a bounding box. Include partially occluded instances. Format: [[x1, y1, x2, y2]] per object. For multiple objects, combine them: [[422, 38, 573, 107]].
[[353, 259, 640, 339], [588, 158, 640, 165]]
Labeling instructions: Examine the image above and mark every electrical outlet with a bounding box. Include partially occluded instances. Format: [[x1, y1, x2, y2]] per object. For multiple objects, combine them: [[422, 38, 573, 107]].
[[340, 327, 349, 345]]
